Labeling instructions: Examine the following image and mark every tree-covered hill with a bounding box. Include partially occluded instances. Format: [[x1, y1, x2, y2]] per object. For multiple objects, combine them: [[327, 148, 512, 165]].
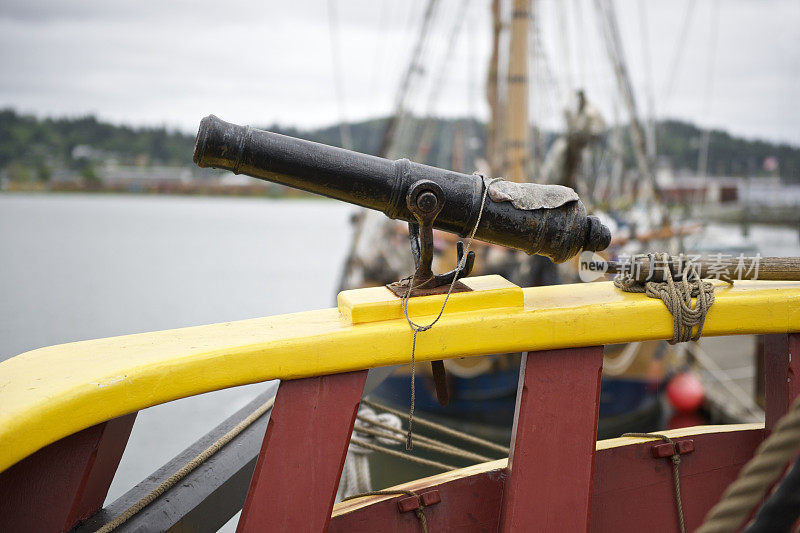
[[1, 108, 798, 184], [656, 120, 799, 179]]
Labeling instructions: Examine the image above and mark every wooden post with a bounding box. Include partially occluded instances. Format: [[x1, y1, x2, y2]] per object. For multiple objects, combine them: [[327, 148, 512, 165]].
[[237, 370, 368, 532], [764, 334, 800, 431], [500, 346, 604, 532], [503, 0, 530, 181], [0, 413, 136, 532]]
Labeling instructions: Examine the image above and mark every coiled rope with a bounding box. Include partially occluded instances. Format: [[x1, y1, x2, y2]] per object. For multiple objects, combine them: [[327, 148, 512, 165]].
[[614, 252, 716, 344], [697, 393, 800, 533]]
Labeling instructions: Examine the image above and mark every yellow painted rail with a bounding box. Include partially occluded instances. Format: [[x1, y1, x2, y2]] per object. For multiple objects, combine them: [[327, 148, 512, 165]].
[[1, 276, 800, 472]]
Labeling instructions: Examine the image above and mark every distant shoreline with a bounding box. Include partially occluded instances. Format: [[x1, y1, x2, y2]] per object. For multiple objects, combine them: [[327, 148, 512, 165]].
[[0, 182, 324, 200]]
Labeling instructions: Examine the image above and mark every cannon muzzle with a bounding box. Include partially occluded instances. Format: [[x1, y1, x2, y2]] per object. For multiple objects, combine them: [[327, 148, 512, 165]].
[[193, 115, 610, 263]]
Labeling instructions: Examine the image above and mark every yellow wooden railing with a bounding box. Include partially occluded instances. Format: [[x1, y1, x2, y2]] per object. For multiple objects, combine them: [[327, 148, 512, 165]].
[[2, 275, 800, 472]]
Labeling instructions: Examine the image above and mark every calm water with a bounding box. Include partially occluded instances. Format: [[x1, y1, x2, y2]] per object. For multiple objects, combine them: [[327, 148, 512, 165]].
[[0, 193, 351, 526]]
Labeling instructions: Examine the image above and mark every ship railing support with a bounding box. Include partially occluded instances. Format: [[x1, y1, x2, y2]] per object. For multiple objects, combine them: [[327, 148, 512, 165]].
[[1, 335, 798, 532]]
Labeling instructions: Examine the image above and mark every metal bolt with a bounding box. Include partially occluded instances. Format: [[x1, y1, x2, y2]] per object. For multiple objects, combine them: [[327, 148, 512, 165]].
[[416, 191, 439, 213]]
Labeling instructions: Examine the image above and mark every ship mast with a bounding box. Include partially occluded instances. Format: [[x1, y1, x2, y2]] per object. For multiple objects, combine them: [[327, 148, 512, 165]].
[[593, 0, 659, 204], [485, 0, 503, 178], [503, 0, 531, 182]]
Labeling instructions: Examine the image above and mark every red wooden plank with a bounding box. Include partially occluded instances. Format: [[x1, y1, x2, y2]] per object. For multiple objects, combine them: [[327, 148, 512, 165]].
[[329, 467, 505, 533], [591, 428, 764, 532], [0, 412, 136, 532], [237, 370, 368, 532], [66, 413, 138, 526], [764, 334, 800, 431], [499, 346, 604, 532], [330, 428, 762, 532]]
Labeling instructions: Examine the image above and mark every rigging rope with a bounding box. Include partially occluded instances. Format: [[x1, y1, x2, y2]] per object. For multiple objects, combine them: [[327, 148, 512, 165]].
[[399, 176, 501, 449], [743, 449, 800, 532], [614, 253, 716, 344], [94, 396, 275, 533], [355, 417, 494, 463], [339, 406, 404, 499], [660, 0, 698, 116], [622, 433, 686, 533], [697, 393, 800, 533], [363, 398, 509, 455], [382, 0, 441, 158], [412, 0, 471, 162], [326, 0, 352, 150], [343, 490, 430, 533], [697, 0, 721, 180], [355, 425, 490, 463], [637, 0, 657, 161], [350, 438, 455, 471]]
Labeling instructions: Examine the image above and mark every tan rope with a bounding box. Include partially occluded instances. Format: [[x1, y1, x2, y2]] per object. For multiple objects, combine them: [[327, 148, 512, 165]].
[[343, 489, 429, 532], [697, 394, 800, 533], [357, 414, 495, 462], [350, 437, 455, 471], [400, 176, 501, 449], [354, 424, 493, 463], [622, 432, 685, 533], [614, 253, 716, 344], [95, 396, 275, 533], [363, 398, 510, 455]]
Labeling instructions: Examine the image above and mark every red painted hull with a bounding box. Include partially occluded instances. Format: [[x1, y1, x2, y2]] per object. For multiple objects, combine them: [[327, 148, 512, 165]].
[[2, 334, 797, 532]]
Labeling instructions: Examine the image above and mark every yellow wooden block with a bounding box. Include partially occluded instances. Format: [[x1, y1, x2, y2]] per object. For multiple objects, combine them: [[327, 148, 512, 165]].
[[337, 275, 524, 324]]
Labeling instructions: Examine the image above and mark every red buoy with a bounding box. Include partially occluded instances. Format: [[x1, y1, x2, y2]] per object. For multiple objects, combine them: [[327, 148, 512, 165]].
[[667, 372, 704, 413]]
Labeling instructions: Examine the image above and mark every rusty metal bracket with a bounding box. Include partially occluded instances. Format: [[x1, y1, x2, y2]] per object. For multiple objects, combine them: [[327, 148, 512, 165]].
[[385, 179, 475, 299]]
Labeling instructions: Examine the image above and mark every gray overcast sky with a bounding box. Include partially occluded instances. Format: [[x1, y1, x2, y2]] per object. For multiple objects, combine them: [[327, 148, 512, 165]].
[[1, 0, 798, 145]]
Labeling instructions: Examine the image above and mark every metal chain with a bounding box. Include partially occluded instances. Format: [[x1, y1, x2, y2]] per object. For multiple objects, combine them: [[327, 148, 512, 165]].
[[400, 176, 501, 449]]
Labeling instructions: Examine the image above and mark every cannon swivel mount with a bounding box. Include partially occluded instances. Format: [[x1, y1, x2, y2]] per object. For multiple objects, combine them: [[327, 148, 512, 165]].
[[387, 180, 475, 298]]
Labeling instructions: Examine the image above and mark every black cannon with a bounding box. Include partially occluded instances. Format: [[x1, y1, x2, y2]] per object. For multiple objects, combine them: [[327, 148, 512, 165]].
[[194, 115, 612, 407], [194, 115, 610, 266]]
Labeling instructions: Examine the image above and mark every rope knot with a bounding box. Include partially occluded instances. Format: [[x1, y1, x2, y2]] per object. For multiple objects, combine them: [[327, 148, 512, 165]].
[[342, 490, 429, 533], [623, 432, 686, 533], [614, 252, 716, 344]]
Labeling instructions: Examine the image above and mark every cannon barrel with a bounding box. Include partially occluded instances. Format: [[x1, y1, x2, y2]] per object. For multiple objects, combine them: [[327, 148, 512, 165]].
[[193, 115, 610, 263]]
